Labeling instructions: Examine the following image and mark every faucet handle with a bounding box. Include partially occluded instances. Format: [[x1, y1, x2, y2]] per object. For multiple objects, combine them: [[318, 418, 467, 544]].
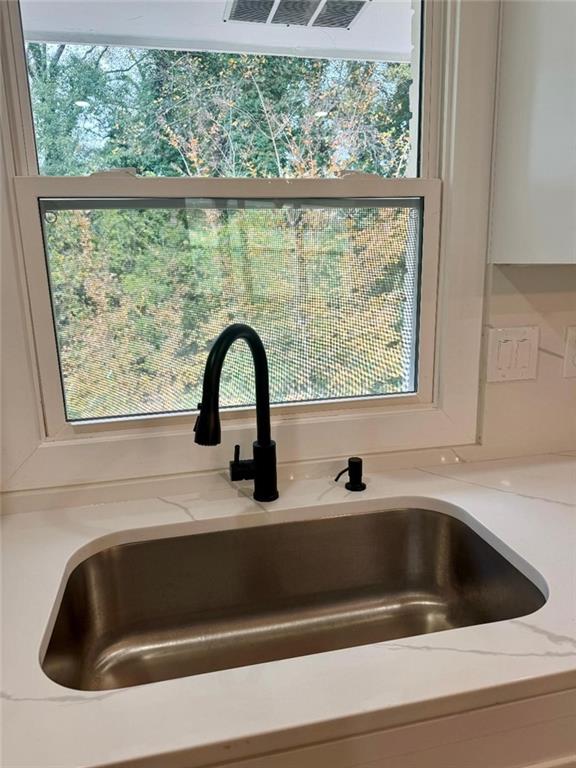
[[230, 444, 255, 481], [193, 403, 203, 432]]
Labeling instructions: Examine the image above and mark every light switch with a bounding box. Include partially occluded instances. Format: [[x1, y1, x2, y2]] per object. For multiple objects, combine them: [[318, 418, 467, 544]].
[[486, 326, 539, 382], [497, 339, 513, 369], [515, 338, 532, 369]]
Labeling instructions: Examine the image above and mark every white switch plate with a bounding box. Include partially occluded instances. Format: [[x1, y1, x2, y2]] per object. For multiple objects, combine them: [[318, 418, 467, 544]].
[[486, 326, 539, 382], [563, 326, 576, 378]]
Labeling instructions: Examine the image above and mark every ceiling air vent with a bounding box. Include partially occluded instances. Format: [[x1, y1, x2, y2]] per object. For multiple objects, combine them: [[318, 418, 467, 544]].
[[228, 0, 275, 23], [225, 0, 367, 28], [272, 0, 322, 26], [313, 0, 366, 28]]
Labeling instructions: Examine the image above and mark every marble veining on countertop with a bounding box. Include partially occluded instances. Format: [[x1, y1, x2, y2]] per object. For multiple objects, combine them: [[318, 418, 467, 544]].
[[2, 454, 575, 768]]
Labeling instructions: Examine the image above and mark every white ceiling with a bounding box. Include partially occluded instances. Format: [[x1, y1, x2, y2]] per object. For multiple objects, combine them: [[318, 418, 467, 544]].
[[20, 0, 417, 61]]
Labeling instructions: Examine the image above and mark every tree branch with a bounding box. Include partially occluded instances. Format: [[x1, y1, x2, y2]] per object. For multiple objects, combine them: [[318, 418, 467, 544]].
[[81, 46, 97, 61], [104, 54, 146, 75], [249, 75, 282, 176], [91, 46, 108, 67], [49, 44, 66, 76]]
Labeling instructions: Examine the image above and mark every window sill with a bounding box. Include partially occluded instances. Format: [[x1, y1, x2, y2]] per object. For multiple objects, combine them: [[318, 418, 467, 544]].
[[3, 398, 478, 492]]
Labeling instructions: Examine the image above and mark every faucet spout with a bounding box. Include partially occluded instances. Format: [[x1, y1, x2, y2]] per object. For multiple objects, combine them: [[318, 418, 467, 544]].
[[194, 324, 278, 501]]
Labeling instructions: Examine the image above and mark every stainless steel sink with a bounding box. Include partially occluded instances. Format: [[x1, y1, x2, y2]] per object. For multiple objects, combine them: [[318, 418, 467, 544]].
[[42, 509, 546, 691]]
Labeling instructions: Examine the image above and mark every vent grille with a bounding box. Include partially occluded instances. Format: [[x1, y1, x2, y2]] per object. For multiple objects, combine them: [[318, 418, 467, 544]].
[[313, 0, 366, 28], [229, 0, 275, 23], [272, 0, 322, 25], [226, 0, 366, 28]]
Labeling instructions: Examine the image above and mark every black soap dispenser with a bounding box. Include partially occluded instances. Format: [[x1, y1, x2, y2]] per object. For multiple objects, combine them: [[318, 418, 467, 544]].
[[334, 456, 366, 492]]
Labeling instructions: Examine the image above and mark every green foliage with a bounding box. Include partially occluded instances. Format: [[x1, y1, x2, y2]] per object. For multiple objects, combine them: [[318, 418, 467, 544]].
[[27, 43, 413, 178], [43, 205, 417, 419]]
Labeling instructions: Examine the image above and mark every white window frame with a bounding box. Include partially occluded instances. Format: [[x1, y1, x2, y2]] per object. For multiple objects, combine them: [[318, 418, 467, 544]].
[[1, 0, 500, 492]]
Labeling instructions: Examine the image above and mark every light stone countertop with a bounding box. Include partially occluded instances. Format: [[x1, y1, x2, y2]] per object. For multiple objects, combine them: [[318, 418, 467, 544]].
[[2, 454, 575, 768]]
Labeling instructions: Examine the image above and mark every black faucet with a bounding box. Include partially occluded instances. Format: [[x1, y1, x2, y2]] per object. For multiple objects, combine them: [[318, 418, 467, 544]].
[[193, 323, 279, 502]]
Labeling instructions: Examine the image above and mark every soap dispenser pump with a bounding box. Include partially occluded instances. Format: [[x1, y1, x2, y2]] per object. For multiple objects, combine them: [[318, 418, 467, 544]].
[[334, 456, 366, 492]]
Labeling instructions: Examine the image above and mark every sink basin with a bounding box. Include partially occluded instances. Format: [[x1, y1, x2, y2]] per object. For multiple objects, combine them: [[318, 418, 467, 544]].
[[42, 508, 546, 691]]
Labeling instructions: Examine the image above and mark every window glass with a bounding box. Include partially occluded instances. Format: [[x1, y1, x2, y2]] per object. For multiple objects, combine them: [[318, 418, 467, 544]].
[[20, 0, 421, 178], [40, 197, 422, 421]]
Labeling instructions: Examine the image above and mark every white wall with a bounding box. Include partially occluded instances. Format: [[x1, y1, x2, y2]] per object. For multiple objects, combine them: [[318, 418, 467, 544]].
[[458, 265, 576, 461]]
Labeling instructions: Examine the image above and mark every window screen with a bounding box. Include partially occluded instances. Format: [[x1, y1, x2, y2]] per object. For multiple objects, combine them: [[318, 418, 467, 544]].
[[39, 196, 422, 421]]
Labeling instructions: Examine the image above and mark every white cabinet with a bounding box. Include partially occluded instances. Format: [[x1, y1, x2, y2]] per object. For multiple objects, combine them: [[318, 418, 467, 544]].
[[490, 0, 576, 264]]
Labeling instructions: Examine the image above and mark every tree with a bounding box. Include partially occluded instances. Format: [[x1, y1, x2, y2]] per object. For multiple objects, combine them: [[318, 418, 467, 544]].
[[156, 53, 413, 178]]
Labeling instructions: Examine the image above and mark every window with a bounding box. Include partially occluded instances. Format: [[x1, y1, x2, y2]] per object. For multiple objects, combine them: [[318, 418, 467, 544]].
[[2, 0, 496, 489], [16, 0, 431, 426]]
